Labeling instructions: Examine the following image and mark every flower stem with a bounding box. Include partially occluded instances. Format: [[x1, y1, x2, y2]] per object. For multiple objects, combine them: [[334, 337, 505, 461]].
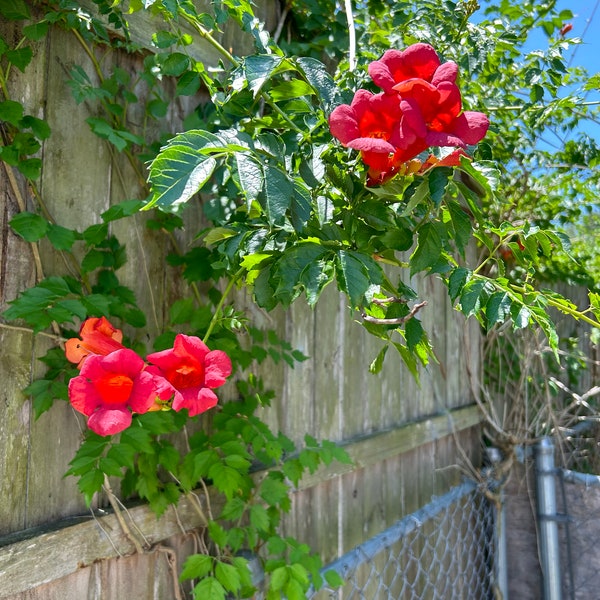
[[202, 267, 245, 345]]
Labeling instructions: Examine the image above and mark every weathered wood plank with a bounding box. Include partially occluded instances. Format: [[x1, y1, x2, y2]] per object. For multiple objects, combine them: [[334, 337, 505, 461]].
[[0, 327, 33, 536], [296, 403, 482, 490]]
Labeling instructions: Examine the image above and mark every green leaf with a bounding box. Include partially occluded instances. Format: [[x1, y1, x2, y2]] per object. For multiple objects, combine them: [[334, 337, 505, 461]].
[[336, 250, 382, 308], [405, 317, 424, 351], [208, 462, 243, 499], [269, 566, 289, 592], [20, 115, 51, 140], [0, 100, 24, 126], [244, 54, 283, 97], [324, 569, 344, 588], [76, 468, 105, 507], [447, 199, 472, 256], [296, 57, 341, 111], [448, 267, 470, 302], [260, 473, 289, 506], [5, 46, 33, 72], [486, 291, 512, 328], [101, 200, 144, 222], [160, 52, 190, 76], [180, 554, 213, 581], [0, 0, 30, 20], [368, 345, 388, 374], [236, 153, 263, 206], [249, 503, 270, 531], [269, 79, 315, 101], [192, 577, 226, 600], [459, 279, 489, 317], [147, 130, 225, 211], [273, 242, 328, 305], [428, 167, 451, 206], [410, 223, 442, 276], [47, 224, 78, 250], [23, 22, 49, 41], [215, 561, 241, 593], [9, 212, 48, 241], [262, 165, 293, 225]]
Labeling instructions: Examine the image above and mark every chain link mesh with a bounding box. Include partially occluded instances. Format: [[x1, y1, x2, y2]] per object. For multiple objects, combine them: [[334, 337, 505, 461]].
[[556, 468, 600, 600], [308, 481, 497, 600]]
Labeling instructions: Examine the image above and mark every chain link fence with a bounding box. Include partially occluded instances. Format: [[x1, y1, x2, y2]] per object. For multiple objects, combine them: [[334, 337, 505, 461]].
[[308, 480, 498, 600]]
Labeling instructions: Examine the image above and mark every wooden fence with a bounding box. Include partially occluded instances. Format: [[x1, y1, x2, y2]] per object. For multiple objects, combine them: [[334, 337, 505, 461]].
[[0, 3, 483, 598]]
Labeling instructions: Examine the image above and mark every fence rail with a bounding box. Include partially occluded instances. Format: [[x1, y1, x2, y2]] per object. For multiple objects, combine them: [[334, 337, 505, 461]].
[[309, 480, 497, 600]]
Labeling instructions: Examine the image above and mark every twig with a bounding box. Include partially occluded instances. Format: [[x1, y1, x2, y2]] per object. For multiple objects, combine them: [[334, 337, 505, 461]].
[[103, 475, 145, 554], [361, 301, 427, 325]]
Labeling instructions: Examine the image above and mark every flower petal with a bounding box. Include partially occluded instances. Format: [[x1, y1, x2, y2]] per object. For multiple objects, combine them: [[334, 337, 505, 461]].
[[88, 407, 132, 436], [431, 61, 458, 86], [127, 370, 159, 414], [450, 111, 490, 144], [99, 348, 145, 378], [346, 137, 397, 153], [204, 350, 233, 388], [69, 375, 103, 416], [329, 104, 361, 145]]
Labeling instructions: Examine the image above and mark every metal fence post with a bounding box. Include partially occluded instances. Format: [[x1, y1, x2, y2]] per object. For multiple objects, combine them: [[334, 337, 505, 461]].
[[535, 437, 562, 600], [485, 447, 509, 599]]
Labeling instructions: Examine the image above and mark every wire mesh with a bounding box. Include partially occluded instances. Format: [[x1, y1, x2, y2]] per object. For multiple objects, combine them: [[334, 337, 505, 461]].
[[556, 467, 600, 600], [309, 481, 497, 600]]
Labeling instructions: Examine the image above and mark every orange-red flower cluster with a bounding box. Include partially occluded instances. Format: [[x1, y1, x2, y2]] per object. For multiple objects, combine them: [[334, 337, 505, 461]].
[[66, 317, 232, 436], [329, 43, 489, 184]]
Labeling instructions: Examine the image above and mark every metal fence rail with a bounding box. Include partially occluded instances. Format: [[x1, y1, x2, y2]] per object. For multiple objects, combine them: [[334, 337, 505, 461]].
[[309, 481, 497, 599]]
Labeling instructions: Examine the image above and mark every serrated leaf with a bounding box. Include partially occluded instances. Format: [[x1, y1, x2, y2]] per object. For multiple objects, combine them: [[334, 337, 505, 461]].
[[410, 223, 442, 276], [180, 554, 213, 581], [269, 566, 289, 591], [405, 317, 424, 351], [47, 224, 78, 250], [6, 46, 33, 72], [236, 153, 263, 207], [448, 267, 470, 302], [249, 503, 270, 531], [244, 54, 283, 97], [369, 345, 388, 374], [428, 167, 451, 206], [459, 279, 489, 317], [147, 131, 226, 211], [208, 462, 243, 498], [486, 291, 512, 329], [262, 165, 293, 225], [193, 576, 226, 600], [273, 242, 328, 306], [215, 561, 241, 593], [9, 212, 48, 241], [447, 199, 472, 256], [336, 250, 382, 308], [296, 57, 340, 111]]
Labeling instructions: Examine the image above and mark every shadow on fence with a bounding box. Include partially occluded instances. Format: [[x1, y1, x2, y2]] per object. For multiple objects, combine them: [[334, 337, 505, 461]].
[[308, 481, 498, 600]]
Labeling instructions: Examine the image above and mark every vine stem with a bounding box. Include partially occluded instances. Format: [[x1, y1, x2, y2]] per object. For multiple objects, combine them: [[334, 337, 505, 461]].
[[508, 283, 600, 329], [202, 267, 245, 345]]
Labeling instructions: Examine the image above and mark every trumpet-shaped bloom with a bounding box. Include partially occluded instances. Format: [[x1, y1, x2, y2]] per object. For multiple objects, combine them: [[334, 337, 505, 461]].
[[330, 43, 489, 183], [65, 317, 125, 368], [329, 89, 427, 181], [68, 348, 156, 436], [146, 334, 232, 417]]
